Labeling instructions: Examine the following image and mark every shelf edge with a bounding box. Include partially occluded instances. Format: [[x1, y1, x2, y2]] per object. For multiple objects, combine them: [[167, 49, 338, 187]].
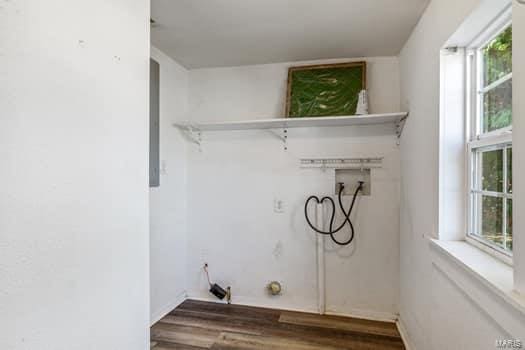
[[173, 112, 409, 132]]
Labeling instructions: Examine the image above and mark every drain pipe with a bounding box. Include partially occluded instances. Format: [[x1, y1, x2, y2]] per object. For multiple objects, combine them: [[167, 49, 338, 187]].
[[316, 203, 325, 315]]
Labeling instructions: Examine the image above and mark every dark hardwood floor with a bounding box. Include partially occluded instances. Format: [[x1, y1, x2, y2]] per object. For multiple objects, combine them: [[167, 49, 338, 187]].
[[150, 299, 405, 349]]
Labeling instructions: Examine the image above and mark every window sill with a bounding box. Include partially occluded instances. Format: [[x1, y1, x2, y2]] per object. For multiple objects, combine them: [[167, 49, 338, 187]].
[[465, 235, 513, 266], [430, 240, 525, 324]]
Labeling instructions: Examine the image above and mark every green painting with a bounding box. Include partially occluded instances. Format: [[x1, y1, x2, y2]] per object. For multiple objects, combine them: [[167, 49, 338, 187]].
[[285, 62, 366, 118]]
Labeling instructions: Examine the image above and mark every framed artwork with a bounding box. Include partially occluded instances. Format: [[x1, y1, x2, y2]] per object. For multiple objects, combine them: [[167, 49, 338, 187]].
[[285, 61, 367, 118]]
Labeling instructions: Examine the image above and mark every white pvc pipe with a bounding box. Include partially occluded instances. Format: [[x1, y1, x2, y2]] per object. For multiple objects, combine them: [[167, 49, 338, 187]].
[[316, 203, 325, 315]]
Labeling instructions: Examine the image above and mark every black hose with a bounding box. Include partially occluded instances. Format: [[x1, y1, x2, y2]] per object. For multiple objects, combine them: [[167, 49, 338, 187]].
[[304, 182, 364, 246]]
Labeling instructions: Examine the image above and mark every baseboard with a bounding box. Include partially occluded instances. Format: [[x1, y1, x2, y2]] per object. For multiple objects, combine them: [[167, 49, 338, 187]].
[[396, 318, 415, 350], [187, 294, 318, 314], [325, 308, 397, 323], [186, 293, 397, 323], [150, 291, 187, 326]]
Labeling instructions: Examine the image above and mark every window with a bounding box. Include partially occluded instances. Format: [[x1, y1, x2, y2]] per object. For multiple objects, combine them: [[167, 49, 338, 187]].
[[467, 20, 512, 255]]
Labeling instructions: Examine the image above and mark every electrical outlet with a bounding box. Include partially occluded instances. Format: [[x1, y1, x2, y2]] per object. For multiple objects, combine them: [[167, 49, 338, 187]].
[[273, 199, 285, 213]]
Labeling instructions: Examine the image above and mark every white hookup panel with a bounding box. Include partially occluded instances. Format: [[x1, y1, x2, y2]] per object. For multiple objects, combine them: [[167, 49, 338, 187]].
[[335, 169, 371, 196]]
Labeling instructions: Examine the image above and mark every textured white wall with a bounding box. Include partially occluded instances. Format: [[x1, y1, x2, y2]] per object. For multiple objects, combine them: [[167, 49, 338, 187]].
[[149, 47, 189, 324], [185, 58, 402, 319], [399, 0, 524, 348], [0, 1, 150, 349]]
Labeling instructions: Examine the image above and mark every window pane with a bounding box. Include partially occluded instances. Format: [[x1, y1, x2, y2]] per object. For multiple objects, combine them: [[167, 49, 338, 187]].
[[507, 147, 512, 194], [483, 26, 512, 86], [481, 195, 503, 247], [506, 198, 512, 251], [481, 149, 503, 192], [483, 78, 512, 133]]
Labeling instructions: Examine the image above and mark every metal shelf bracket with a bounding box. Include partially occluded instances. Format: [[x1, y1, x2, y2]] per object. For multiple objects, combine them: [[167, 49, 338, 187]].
[[396, 114, 409, 145], [177, 124, 202, 149], [267, 128, 288, 151]]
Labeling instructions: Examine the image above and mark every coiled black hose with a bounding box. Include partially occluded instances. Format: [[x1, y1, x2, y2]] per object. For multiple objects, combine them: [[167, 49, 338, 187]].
[[304, 181, 364, 246]]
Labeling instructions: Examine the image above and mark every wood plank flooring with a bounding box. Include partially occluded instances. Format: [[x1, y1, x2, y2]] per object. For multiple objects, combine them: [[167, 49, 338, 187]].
[[151, 299, 405, 350]]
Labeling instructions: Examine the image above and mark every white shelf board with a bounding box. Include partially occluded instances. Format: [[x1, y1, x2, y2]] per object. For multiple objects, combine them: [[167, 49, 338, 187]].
[[173, 112, 408, 132]]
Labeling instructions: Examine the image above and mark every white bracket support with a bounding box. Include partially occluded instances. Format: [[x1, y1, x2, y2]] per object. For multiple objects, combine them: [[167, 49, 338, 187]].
[[396, 114, 409, 145], [267, 128, 288, 151], [175, 124, 202, 149]]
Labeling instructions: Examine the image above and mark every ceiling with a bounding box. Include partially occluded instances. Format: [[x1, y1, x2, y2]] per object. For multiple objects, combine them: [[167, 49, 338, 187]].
[[151, 0, 430, 69]]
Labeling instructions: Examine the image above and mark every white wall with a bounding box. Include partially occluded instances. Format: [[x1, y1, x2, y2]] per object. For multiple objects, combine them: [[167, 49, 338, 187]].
[[429, 256, 510, 350], [399, 0, 525, 348], [185, 58, 402, 319], [0, 1, 150, 349], [149, 47, 189, 324], [190, 57, 401, 120]]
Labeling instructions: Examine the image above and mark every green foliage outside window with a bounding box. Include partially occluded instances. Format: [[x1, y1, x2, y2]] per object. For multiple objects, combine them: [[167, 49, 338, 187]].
[[480, 147, 512, 251], [475, 25, 512, 252], [482, 26, 512, 133]]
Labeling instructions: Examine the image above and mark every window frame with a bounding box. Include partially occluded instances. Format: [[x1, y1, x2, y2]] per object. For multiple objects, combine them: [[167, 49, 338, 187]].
[[466, 13, 513, 260]]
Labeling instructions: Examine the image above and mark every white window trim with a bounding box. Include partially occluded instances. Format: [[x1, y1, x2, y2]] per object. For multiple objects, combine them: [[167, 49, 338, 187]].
[[465, 12, 513, 262]]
